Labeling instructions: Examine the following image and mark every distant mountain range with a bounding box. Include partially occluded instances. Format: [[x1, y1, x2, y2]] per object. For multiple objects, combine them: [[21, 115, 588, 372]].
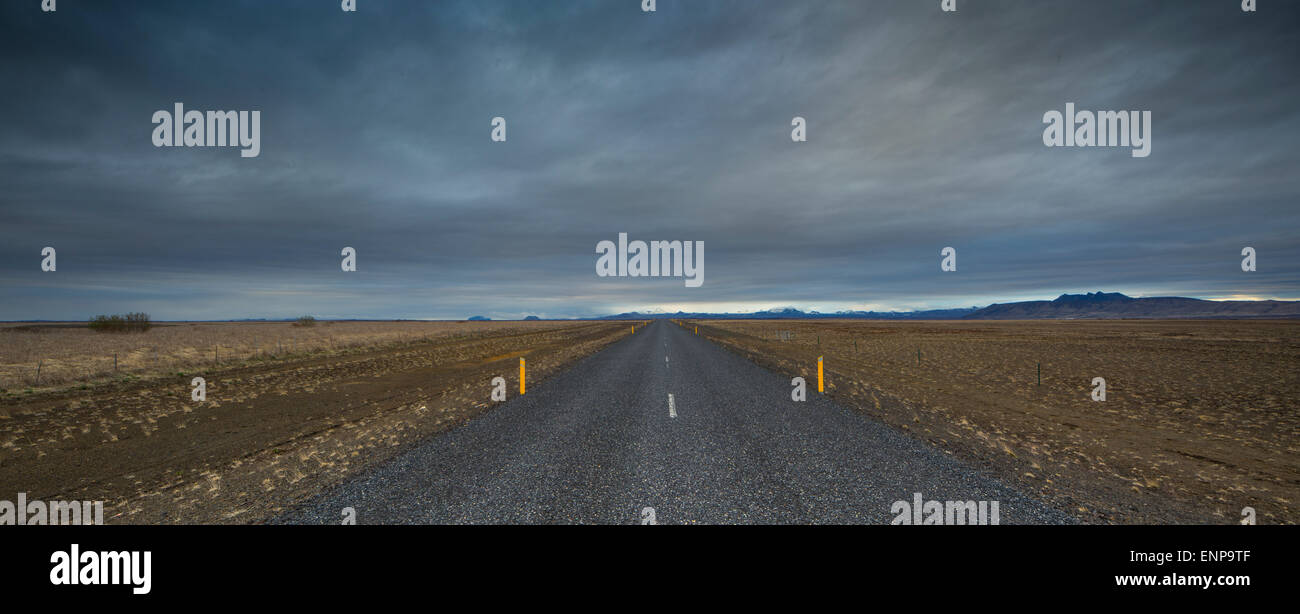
[[9, 293, 1292, 324], [965, 292, 1300, 319], [599, 292, 1300, 320], [598, 306, 980, 320]]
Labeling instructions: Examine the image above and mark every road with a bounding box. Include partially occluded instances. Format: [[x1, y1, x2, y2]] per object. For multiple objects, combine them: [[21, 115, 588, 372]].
[[275, 320, 1072, 524]]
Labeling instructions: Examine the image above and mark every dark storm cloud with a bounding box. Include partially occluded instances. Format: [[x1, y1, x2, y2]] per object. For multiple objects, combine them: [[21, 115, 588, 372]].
[[1, 0, 1296, 320]]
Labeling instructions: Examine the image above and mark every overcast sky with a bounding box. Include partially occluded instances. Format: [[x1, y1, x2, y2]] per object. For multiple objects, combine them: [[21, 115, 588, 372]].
[[1, 0, 1296, 320]]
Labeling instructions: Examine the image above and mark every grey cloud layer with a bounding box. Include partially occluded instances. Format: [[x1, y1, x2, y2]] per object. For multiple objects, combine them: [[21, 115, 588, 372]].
[[1, 0, 1296, 320]]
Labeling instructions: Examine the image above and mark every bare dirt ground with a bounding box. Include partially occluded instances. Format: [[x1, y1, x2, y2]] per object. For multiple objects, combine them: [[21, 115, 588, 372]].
[[690, 319, 1300, 524], [0, 320, 569, 390], [0, 321, 637, 524]]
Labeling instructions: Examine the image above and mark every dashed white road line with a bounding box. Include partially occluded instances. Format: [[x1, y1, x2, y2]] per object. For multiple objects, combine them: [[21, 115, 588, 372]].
[[668, 393, 677, 419]]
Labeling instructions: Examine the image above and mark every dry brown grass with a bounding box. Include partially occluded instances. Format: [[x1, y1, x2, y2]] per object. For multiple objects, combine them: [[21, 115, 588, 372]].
[[0, 320, 637, 523], [0, 320, 591, 392], [691, 319, 1300, 524]]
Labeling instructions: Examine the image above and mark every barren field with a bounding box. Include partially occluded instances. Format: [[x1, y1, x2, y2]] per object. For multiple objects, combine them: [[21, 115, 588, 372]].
[[0, 320, 579, 391], [690, 319, 1300, 524], [0, 320, 637, 523]]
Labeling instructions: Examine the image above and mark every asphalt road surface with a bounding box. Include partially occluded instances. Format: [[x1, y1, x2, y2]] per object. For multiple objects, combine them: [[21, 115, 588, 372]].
[[276, 320, 1073, 524]]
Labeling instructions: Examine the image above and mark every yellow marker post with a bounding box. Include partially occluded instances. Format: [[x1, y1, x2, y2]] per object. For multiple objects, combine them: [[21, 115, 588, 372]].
[[631, 325, 634, 334], [519, 357, 526, 395], [694, 326, 698, 335], [817, 356, 824, 394]]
